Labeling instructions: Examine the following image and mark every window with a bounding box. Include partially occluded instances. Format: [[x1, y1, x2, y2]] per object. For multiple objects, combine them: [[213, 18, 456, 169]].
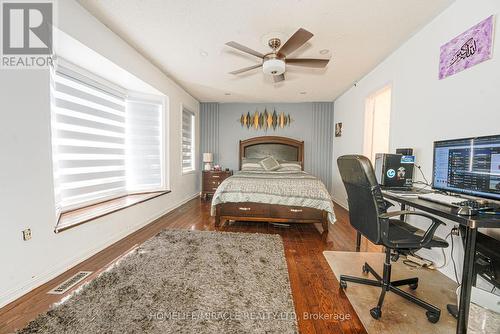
[[50, 62, 165, 212], [126, 98, 164, 192], [181, 108, 195, 173], [363, 86, 392, 162]]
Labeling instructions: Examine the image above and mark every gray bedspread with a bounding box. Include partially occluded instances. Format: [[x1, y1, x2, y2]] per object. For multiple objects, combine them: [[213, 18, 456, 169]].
[[210, 170, 336, 224]]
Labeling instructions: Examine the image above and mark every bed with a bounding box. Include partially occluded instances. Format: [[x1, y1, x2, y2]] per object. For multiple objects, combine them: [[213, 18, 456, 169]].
[[211, 136, 335, 234]]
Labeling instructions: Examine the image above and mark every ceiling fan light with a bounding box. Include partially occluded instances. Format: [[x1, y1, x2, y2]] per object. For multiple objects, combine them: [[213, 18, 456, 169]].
[[262, 58, 285, 75]]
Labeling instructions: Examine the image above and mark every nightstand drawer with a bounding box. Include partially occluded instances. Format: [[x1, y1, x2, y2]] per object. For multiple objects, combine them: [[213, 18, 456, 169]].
[[201, 170, 233, 200], [203, 179, 222, 188], [203, 184, 220, 192], [205, 173, 231, 182]]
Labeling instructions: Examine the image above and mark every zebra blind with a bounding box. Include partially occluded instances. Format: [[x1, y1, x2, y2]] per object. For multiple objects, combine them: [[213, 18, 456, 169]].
[[182, 108, 195, 173], [51, 66, 127, 210], [51, 64, 164, 211], [126, 99, 163, 191]]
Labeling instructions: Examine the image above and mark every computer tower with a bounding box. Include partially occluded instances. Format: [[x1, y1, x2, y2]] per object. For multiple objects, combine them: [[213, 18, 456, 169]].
[[374, 153, 415, 188]]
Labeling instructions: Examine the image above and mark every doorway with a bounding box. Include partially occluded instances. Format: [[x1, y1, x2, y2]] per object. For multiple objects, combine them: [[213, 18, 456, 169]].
[[363, 86, 392, 162]]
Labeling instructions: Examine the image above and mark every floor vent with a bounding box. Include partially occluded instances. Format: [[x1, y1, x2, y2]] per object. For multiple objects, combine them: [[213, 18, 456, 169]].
[[48, 271, 93, 295]]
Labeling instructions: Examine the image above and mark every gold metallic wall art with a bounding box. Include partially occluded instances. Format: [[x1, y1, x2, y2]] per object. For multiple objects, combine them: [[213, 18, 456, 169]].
[[238, 108, 293, 130]]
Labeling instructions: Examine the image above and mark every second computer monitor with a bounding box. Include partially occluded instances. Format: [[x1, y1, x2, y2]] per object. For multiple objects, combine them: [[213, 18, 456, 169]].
[[432, 135, 500, 201]]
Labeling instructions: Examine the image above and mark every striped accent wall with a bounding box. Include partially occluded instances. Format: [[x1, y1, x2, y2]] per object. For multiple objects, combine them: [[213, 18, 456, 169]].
[[200, 103, 220, 168], [311, 102, 334, 192], [200, 102, 334, 193]]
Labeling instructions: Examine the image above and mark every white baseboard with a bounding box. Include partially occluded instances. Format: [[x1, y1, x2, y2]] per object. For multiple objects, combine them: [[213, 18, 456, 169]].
[[0, 192, 201, 308]]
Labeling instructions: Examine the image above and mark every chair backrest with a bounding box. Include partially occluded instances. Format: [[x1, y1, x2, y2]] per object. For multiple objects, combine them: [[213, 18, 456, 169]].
[[337, 155, 387, 245]]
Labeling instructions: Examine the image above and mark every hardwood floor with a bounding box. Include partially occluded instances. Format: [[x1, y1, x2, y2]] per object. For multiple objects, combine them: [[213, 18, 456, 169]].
[[0, 198, 380, 334]]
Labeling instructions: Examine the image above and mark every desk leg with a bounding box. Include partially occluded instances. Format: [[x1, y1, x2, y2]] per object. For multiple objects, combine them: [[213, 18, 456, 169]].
[[456, 227, 477, 334], [356, 232, 361, 252]]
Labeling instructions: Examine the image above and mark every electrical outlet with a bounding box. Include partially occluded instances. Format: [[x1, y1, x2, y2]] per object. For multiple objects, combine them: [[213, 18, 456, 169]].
[[22, 229, 32, 241], [451, 227, 460, 237]]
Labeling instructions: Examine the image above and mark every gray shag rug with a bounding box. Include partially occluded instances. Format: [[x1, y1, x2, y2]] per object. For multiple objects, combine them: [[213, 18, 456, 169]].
[[19, 230, 298, 334]]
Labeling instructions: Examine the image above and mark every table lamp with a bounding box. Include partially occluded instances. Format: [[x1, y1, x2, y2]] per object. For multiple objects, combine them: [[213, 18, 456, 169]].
[[203, 153, 213, 171]]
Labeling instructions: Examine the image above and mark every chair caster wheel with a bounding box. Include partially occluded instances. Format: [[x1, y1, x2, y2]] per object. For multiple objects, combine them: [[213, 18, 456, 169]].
[[409, 283, 418, 290], [426, 311, 440, 324], [370, 307, 382, 320], [340, 280, 347, 289], [362, 264, 369, 274]]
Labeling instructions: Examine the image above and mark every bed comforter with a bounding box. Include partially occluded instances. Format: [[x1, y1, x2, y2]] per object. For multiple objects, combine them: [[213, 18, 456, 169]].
[[211, 170, 336, 223]]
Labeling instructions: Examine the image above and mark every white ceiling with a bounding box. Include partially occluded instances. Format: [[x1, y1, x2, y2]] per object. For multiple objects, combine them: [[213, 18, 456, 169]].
[[77, 0, 454, 103]]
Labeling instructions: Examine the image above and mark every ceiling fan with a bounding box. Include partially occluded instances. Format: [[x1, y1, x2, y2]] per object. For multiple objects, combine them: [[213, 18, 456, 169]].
[[226, 28, 330, 83]]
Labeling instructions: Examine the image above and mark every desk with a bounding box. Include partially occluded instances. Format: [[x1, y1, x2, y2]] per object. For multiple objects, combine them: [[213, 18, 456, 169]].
[[358, 192, 500, 334]]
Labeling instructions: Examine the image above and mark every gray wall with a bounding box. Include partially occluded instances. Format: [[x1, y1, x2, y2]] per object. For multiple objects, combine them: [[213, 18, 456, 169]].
[[200, 103, 220, 169], [200, 102, 334, 191]]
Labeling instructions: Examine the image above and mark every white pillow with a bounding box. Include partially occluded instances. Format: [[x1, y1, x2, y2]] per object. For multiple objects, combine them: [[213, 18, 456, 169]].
[[259, 156, 281, 171], [241, 158, 265, 171], [241, 163, 264, 171], [278, 161, 302, 172]]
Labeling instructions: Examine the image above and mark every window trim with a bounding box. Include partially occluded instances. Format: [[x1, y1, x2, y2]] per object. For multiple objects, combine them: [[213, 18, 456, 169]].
[[181, 104, 196, 174], [55, 57, 127, 98], [54, 190, 170, 233]]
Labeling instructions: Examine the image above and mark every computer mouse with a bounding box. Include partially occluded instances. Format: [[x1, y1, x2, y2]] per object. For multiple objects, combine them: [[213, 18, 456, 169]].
[[457, 206, 478, 216]]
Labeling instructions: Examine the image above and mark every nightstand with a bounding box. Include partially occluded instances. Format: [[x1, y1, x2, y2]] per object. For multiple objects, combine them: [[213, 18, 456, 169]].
[[202, 170, 232, 200]]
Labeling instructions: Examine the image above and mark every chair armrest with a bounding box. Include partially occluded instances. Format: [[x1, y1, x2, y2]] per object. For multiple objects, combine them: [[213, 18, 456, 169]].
[[378, 211, 446, 249], [384, 200, 394, 209], [379, 210, 440, 221]]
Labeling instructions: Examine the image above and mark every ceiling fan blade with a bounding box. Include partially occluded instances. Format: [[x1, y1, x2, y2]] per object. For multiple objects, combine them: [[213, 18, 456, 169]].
[[286, 58, 330, 68], [225, 41, 264, 58], [273, 73, 285, 83], [229, 64, 262, 75], [278, 28, 313, 57]]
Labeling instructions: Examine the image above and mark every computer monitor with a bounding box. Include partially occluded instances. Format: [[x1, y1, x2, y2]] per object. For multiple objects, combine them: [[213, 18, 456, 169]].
[[432, 135, 500, 201]]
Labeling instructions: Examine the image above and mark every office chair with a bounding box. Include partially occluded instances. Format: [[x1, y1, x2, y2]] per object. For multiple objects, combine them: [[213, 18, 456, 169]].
[[337, 155, 449, 323]]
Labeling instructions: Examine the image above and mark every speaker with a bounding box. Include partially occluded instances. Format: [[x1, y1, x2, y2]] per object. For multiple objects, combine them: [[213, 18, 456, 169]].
[[396, 148, 413, 155]]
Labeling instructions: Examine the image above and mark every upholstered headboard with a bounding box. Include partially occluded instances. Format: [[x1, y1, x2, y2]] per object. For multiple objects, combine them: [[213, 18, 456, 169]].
[[239, 136, 304, 170]]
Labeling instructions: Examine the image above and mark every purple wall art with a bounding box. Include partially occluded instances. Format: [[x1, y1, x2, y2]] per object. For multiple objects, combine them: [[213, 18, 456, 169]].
[[439, 15, 495, 80]]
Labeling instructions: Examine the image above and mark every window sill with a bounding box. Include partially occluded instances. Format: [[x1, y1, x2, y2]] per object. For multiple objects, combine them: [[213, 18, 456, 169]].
[[54, 191, 170, 233]]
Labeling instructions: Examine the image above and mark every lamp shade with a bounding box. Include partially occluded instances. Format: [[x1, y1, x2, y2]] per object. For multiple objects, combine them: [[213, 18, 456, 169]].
[[203, 153, 213, 163]]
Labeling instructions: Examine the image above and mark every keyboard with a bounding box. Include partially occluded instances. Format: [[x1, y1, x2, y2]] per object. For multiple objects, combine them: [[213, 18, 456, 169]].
[[382, 186, 428, 193], [453, 199, 496, 210], [384, 188, 416, 193], [418, 193, 499, 210], [418, 193, 462, 207]]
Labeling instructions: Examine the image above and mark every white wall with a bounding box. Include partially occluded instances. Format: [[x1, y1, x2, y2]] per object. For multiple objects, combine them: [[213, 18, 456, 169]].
[[0, 0, 200, 307], [332, 0, 500, 280]]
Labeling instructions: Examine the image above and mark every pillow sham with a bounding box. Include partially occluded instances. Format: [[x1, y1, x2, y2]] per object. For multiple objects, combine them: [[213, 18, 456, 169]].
[[241, 158, 264, 171], [277, 160, 302, 171], [259, 156, 281, 171], [241, 164, 264, 171]]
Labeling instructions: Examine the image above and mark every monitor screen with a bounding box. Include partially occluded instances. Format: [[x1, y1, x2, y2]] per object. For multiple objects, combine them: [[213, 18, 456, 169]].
[[432, 135, 500, 201]]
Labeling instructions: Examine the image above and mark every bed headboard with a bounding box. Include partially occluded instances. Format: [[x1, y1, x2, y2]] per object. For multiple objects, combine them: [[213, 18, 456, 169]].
[[239, 136, 304, 170]]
